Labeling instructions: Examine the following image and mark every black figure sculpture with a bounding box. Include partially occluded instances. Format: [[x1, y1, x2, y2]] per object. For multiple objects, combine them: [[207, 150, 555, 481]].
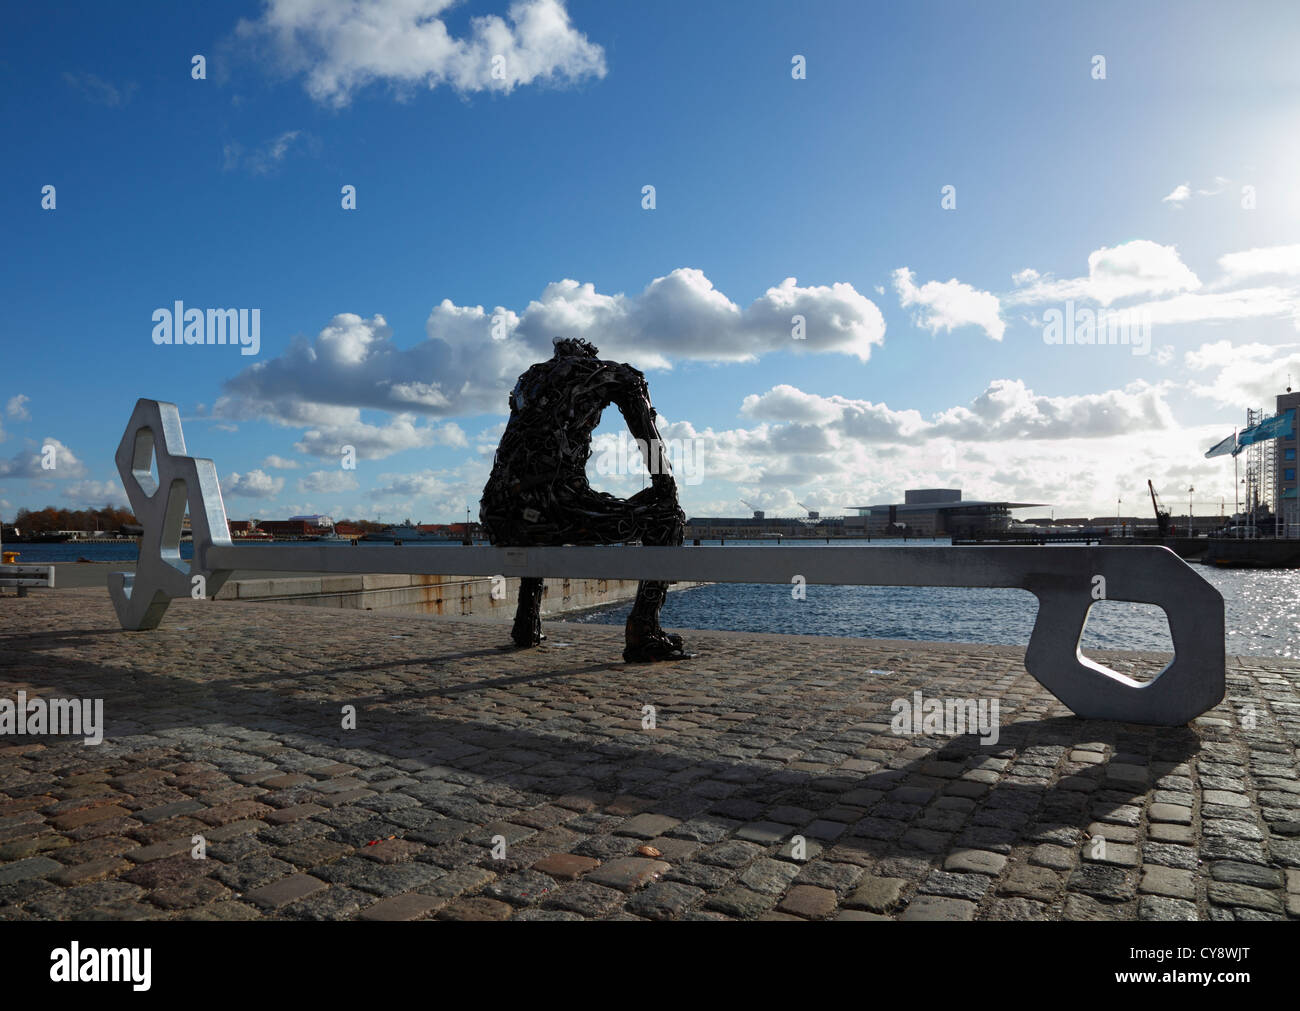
[[480, 338, 691, 662]]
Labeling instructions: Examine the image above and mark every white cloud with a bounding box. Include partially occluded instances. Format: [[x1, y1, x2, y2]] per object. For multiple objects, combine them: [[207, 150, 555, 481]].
[[239, 0, 607, 106], [892, 268, 1005, 341], [634, 380, 1213, 517], [262, 455, 301, 470], [214, 270, 886, 441], [1126, 286, 1298, 328], [370, 471, 453, 499], [1183, 340, 1300, 408], [474, 421, 508, 454], [291, 413, 467, 460], [62, 72, 137, 107], [740, 385, 925, 440], [743, 380, 1172, 445], [5, 395, 30, 421], [217, 311, 522, 426], [1004, 239, 1297, 329], [927, 379, 1174, 441], [741, 385, 850, 426], [1162, 176, 1230, 208], [0, 439, 86, 479], [515, 270, 885, 365], [660, 380, 1178, 511], [435, 422, 468, 446], [582, 379, 1180, 516], [367, 465, 488, 523], [1085, 241, 1202, 304], [1184, 340, 1246, 372], [1217, 244, 1300, 283], [226, 469, 285, 497], [298, 470, 360, 494], [61, 479, 129, 508], [223, 130, 307, 175], [1006, 240, 1201, 306]]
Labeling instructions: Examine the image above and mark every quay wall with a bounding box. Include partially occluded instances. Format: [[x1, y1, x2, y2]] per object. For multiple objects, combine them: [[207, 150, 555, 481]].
[[211, 572, 706, 618]]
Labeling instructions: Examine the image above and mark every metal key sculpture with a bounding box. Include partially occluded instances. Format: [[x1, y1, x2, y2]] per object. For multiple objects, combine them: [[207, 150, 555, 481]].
[[480, 338, 691, 662]]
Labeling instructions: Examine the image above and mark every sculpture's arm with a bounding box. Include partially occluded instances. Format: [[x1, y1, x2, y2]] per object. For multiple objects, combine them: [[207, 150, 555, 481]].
[[608, 363, 676, 490]]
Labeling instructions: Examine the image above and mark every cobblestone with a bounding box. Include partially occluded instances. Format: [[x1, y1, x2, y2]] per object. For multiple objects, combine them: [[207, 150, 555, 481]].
[[2, 590, 1298, 920], [777, 884, 838, 919], [899, 895, 977, 921]]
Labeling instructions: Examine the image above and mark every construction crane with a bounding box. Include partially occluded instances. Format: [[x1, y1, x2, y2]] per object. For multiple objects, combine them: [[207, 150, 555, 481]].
[[797, 500, 820, 520], [1148, 480, 1171, 537], [740, 499, 765, 520]]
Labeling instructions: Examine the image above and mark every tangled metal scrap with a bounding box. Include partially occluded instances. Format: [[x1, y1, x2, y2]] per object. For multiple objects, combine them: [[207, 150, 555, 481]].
[[480, 338, 690, 662]]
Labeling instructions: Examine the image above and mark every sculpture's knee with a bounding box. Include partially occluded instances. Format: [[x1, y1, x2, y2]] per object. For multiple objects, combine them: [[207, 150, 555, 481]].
[[641, 515, 684, 547]]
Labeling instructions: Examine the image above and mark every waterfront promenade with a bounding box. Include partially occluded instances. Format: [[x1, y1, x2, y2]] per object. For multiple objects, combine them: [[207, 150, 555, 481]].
[[1, 588, 1297, 921]]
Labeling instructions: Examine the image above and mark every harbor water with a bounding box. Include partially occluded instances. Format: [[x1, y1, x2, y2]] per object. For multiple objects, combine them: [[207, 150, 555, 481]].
[[565, 539, 1300, 659]]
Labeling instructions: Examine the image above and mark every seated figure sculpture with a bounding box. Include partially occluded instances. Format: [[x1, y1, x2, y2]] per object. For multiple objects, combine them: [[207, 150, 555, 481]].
[[480, 338, 691, 662]]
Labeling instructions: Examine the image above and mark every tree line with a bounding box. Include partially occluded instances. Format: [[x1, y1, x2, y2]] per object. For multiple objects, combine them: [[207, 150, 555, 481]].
[[13, 505, 138, 534], [7, 509, 457, 536]]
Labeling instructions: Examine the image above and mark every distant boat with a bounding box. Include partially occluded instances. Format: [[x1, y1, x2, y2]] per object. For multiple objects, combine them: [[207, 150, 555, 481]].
[[231, 529, 274, 541], [362, 522, 462, 543]]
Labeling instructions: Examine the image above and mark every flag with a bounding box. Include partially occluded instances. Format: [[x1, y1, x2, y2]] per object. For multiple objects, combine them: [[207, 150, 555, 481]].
[[1205, 432, 1236, 458], [1237, 411, 1295, 449]]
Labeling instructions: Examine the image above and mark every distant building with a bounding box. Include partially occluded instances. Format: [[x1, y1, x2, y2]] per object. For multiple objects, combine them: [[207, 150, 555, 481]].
[[685, 515, 815, 538], [259, 516, 333, 538], [849, 489, 1045, 537], [416, 522, 481, 538], [1277, 390, 1299, 535], [289, 514, 334, 530], [258, 519, 313, 538]]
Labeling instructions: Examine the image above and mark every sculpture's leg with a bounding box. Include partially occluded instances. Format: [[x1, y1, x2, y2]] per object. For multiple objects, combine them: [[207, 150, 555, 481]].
[[510, 576, 545, 648], [623, 579, 689, 662], [622, 488, 691, 663]]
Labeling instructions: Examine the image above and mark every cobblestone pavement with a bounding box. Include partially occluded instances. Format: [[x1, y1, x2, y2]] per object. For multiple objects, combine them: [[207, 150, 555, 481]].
[[1, 589, 1297, 921]]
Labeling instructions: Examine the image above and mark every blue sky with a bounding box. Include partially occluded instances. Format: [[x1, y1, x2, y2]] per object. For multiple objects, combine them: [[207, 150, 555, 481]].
[[4, 0, 1300, 524]]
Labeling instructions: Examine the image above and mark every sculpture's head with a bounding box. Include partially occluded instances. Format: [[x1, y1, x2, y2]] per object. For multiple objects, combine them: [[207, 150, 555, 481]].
[[552, 337, 599, 359]]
